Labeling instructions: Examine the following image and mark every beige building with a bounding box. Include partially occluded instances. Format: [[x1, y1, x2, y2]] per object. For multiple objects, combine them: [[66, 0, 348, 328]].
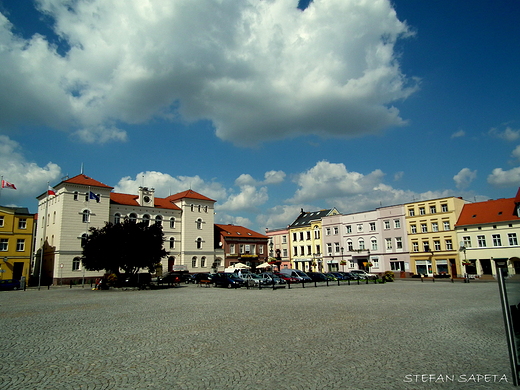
[[405, 197, 467, 277], [35, 174, 215, 284]]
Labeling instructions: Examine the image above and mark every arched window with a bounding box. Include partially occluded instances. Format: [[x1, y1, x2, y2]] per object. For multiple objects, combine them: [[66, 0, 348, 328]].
[[169, 237, 175, 249], [114, 213, 121, 224], [81, 233, 88, 247], [129, 213, 137, 223], [82, 210, 90, 223], [358, 238, 365, 250], [198, 205, 201, 212], [196, 218, 203, 230], [192, 256, 197, 268], [204, 206, 208, 213], [170, 217, 176, 229], [72, 257, 81, 271], [85, 192, 89, 202], [196, 237, 203, 249], [155, 215, 162, 226], [190, 204, 194, 212], [74, 191, 78, 201], [201, 256, 206, 268], [142, 214, 150, 226]]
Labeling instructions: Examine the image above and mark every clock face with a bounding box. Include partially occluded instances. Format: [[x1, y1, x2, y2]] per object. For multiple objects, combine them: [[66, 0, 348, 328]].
[[144, 196, 150, 203]]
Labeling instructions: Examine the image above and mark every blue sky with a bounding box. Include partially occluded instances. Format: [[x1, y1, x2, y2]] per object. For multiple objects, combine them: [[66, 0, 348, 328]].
[[0, 0, 519, 233]]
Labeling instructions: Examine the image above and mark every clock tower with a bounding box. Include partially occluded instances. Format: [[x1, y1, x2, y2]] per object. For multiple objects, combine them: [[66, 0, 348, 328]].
[[138, 186, 155, 207]]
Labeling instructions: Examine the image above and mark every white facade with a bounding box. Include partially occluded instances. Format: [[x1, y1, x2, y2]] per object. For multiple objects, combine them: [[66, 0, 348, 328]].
[[35, 174, 215, 283]]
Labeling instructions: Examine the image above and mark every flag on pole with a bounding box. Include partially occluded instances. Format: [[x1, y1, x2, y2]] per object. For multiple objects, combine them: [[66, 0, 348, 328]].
[[89, 191, 100, 202], [1, 180, 16, 190], [47, 186, 56, 196]]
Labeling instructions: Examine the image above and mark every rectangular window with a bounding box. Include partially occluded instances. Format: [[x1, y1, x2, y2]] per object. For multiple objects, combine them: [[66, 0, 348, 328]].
[[18, 218, 27, 229], [386, 238, 392, 250], [293, 233, 297, 242], [334, 242, 340, 253], [445, 239, 453, 250], [282, 249, 288, 257], [326, 228, 331, 236], [384, 221, 390, 229], [396, 237, 403, 249], [282, 235, 287, 244], [508, 233, 518, 246], [371, 239, 378, 251], [326, 243, 332, 254], [434, 240, 441, 251], [369, 222, 376, 231], [421, 223, 428, 233], [431, 222, 439, 232], [239, 244, 244, 254], [307, 231, 311, 240], [441, 204, 448, 212], [259, 245, 264, 254], [443, 221, 450, 231], [293, 246, 298, 256], [412, 242, 419, 252], [477, 235, 486, 247], [333, 227, 339, 235], [245, 244, 251, 253], [0, 238, 7, 251], [394, 219, 401, 228], [316, 245, 321, 254], [492, 234, 502, 247], [463, 236, 471, 248], [300, 232, 304, 241], [408, 208, 415, 217], [230, 244, 235, 254], [419, 207, 425, 215], [411, 225, 417, 234], [16, 239, 25, 251], [347, 241, 353, 251], [307, 245, 311, 255], [346, 225, 352, 233], [300, 245, 304, 256], [359, 240, 365, 250], [430, 206, 436, 214], [0, 216, 4, 227]]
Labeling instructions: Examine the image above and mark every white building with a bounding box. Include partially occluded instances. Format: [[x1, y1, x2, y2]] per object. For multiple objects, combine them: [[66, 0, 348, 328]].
[[455, 190, 520, 278], [35, 174, 215, 284]]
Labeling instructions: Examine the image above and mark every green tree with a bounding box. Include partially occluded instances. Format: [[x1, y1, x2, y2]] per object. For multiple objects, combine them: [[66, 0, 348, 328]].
[[81, 219, 167, 276]]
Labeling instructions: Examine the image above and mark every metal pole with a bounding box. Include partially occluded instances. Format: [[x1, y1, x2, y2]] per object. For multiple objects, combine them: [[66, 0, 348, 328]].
[[496, 264, 519, 386]]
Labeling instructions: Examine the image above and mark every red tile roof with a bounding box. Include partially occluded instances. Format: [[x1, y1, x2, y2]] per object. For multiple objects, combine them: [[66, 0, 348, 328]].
[[456, 197, 520, 226], [64, 174, 113, 189], [110, 193, 181, 210], [215, 224, 268, 239], [166, 189, 215, 202]]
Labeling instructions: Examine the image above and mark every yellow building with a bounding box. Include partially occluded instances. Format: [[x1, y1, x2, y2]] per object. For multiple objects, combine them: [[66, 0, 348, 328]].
[[0, 206, 35, 282], [288, 208, 339, 272], [405, 197, 467, 277]]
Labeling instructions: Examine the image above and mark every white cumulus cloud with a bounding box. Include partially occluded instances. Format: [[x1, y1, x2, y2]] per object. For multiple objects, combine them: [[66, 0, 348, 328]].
[[487, 167, 520, 188], [0, 0, 417, 145], [453, 168, 477, 190]]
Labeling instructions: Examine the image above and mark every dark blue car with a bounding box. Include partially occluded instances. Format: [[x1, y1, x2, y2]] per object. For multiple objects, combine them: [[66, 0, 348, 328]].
[[0, 279, 21, 290], [212, 273, 245, 288]]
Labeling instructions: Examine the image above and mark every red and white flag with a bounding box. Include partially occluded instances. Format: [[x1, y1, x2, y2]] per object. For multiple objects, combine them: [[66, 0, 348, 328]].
[[1, 180, 16, 190], [48, 186, 56, 196]]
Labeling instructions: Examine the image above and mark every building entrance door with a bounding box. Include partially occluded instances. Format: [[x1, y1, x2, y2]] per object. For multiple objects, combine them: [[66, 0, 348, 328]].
[[480, 259, 492, 275]]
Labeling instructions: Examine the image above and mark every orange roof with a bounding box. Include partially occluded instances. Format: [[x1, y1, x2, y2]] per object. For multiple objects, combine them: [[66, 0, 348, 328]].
[[215, 224, 268, 239], [166, 189, 215, 202], [63, 174, 113, 189], [456, 197, 520, 226], [110, 193, 181, 210]]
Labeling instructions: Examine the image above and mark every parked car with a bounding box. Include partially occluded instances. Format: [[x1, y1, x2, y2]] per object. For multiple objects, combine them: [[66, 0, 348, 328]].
[[350, 270, 378, 280], [259, 272, 287, 285], [274, 272, 300, 284], [212, 273, 245, 288], [241, 273, 263, 287], [323, 273, 338, 281], [337, 272, 357, 280], [0, 279, 20, 290], [279, 269, 312, 283], [307, 272, 329, 282]]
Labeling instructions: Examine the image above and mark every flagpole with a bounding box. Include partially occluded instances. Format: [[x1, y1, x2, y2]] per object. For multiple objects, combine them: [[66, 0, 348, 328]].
[[0, 175, 3, 202], [38, 182, 50, 290]]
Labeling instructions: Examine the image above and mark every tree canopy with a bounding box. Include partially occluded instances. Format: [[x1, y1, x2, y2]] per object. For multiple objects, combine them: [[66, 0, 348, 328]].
[[81, 219, 167, 276]]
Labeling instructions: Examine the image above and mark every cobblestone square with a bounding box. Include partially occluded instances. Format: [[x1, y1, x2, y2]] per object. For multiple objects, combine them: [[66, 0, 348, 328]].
[[0, 280, 517, 389]]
